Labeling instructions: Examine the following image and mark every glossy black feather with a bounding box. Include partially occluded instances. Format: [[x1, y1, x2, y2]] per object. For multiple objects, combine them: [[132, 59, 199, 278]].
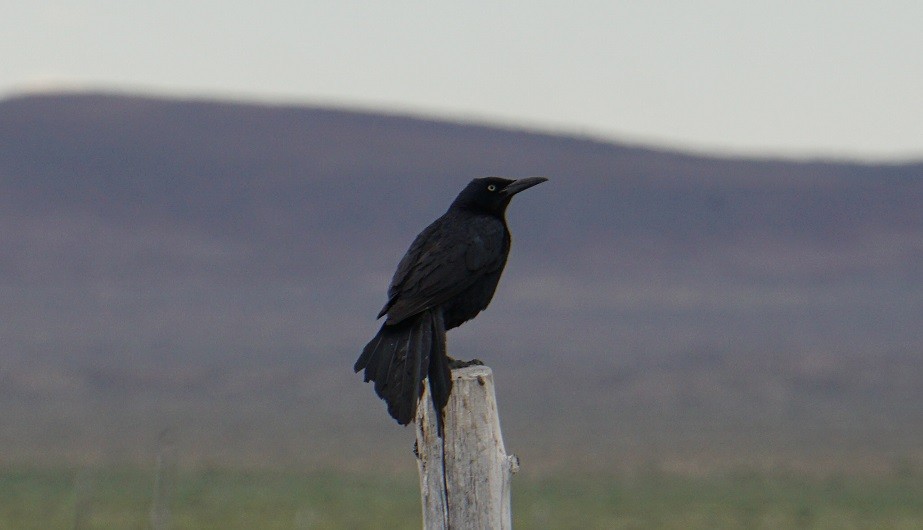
[[355, 176, 546, 432]]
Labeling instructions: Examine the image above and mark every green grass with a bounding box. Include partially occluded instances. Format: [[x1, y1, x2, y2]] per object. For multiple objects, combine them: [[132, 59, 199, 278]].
[[0, 467, 420, 529], [515, 469, 923, 529], [1, 466, 921, 529]]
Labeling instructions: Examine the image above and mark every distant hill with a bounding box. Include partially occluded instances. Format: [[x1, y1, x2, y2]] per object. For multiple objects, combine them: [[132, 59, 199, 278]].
[[1, 92, 921, 471]]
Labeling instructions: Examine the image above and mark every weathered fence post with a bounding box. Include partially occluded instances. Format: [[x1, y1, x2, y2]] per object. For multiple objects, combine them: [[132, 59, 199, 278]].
[[415, 365, 520, 529]]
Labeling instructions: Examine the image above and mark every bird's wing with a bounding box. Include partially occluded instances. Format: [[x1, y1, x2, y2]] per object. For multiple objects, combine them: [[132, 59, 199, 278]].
[[379, 215, 505, 325]]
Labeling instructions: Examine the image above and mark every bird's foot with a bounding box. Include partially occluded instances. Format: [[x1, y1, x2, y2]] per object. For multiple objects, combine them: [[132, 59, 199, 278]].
[[448, 357, 484, 369]]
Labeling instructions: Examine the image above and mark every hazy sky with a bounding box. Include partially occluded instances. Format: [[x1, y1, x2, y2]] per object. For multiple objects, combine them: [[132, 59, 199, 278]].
[[3, 1, 922, 160]]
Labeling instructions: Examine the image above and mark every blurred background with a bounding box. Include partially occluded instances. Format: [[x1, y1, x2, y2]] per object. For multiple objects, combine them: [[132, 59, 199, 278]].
[[2, 2, 922, 528]]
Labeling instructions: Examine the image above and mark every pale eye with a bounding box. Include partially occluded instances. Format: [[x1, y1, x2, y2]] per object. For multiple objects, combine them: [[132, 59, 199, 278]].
[[487, 184, 496, 191]]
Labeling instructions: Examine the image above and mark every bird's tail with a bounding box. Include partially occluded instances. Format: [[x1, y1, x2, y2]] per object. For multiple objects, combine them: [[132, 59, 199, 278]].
[[354, 310, 452, 434]]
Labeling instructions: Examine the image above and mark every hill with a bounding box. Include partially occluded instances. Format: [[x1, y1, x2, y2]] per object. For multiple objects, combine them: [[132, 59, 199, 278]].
[[1, 92, 921, 472]]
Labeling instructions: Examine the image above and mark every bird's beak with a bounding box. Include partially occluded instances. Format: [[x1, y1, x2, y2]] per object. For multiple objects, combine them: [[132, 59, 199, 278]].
[[500, 176, 548, 197]]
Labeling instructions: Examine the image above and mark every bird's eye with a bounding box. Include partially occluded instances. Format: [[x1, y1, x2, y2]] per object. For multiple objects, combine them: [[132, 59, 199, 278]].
[[487, 184, 496, 191]]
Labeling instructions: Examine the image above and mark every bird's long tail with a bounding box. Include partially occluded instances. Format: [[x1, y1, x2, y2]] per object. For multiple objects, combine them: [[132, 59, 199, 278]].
[[354, 310, 452, 434]]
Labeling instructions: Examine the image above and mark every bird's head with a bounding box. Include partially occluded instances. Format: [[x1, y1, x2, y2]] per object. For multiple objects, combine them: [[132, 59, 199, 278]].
[[451, 176, 548, 215]]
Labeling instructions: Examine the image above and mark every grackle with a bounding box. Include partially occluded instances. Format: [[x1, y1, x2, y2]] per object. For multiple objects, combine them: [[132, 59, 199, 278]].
[[354, 176, 547, 434]]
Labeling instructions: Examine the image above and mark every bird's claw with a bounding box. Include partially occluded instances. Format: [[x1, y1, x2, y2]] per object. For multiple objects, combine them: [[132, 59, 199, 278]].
[[448, 358, 484, 369]]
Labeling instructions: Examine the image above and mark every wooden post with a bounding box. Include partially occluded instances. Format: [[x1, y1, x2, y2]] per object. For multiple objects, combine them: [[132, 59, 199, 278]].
[[415, 365, 520, 529]]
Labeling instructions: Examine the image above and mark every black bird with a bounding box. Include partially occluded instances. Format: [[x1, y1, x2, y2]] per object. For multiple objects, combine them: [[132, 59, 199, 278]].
[[354, 176, 547, 433]]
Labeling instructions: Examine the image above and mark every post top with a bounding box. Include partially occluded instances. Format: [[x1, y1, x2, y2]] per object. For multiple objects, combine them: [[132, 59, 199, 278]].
[[452, 364, 493, 381]]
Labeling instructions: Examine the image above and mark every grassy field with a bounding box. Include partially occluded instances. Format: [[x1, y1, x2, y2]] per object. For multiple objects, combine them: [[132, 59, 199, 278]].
[[1, 466, 922, 529]]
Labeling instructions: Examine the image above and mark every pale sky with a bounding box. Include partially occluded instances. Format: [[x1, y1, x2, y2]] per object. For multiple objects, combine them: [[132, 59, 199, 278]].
[[3, 1, 922, 160]]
